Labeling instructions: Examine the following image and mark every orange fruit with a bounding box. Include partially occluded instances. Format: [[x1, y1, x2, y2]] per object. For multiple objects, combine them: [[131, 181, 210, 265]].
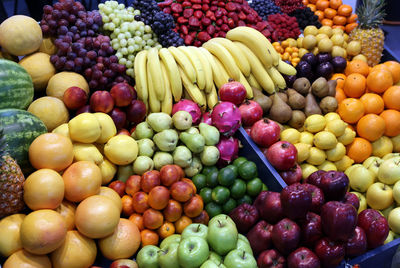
[[321, 18, 333, 26], [309, 0, 317, 3], [356, 114, 386, 141], [157, 222, 175, 239], [315, 10, 325, 20], [307, 4, 317, 11], [383, 86, 400, 110], [332, 73, 347, 88], [343, 73, 366, 98], [329, 0, 342, 9], [316, 0, 330, 10], [332, 25, 346, 31], [345, 23, 358, 33], [380, 110, 400, 137], [333, 15, 347, 25], [359, 93, 384, 114], [121, 195, 135, 217], [140, 229, 159, 247], [337, 4, 352, 16], [346, 137, 372, 163], [366, 70, 394, 94], [347, 13, 358, 23], [174, 215, 192, 234], [345, 60, 370, 77], [370, 64, 390, 73], [303, 0, 309, 4], [129, 213, 144, 231], [324, 8, 337, 19], [383, 61, 400, 84], [338, 98, 365, 124], [335, 88, 347, 103]]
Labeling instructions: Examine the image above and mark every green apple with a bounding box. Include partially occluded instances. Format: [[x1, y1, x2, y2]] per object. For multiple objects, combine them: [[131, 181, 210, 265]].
[[200, 260, 227, 268], [237, 234, 250, 245], [381, 203, 396, 219], [378, 157, 400, 185], [136, 245, 160, 268], [393, 180, 400, 204], [366, 182, 394, 210], [236, 236, 253, 255], [208, 215, 238, 256], [208, 251, 222, 264], [224, 249, 257, 268], [160, 234, 181, 249], [178, 237, 209, 268], [385, 230, 395, 244], [388, 207, 400, 234], [348, 165, 375, 193], [351, 191, 367, 213], [182, 223, 208, 240], [159, 242, 180, 268]]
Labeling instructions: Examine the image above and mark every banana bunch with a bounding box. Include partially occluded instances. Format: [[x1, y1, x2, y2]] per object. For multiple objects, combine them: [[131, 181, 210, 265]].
[[133, 26, 297, 113]]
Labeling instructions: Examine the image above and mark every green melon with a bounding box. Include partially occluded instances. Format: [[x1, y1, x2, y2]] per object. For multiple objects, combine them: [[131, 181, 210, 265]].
[[0, 109, 47, 174], [0, 59, 34, 109]]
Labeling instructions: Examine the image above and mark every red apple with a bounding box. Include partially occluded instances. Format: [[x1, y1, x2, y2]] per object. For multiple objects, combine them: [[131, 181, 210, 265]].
[[90, 90, 114, 113], [75, 104, 91, 115], [300, 212, 322, 248], [301, 183, 325, 214], [254, 191, 284, 224], [280, 183, 312, 220], [239, 100, 263, 127], [271, 218, 301, 255], [357, 209, 389, 249], [219, 79, 247, 105], [110, 259, 138, 268], [63, 86, 88, 110], [305, 170, 326, 187], [257, 249, 286, 268], [265, 141, 297, 171], [126, 99, 147, 124], [109, 108, 127, 130], [278, 163, 302, 185], [320, 171, 349, 201], [346, 226, 368, 257], [229, 203, 259, 234], [108, 180, 126, 197], [110, 82, 136, 107], [250, 118, 280, 148], [314, 237, 345, 268], [287, 247, 320, 268], [125, 175, 141, 196], [342, 192, 360, 211], [321, 201, 357, 242], [247, 220, 273, 255]]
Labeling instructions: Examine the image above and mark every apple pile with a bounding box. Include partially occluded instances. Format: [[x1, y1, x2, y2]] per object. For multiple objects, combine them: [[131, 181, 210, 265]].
[[229, 170, 390, 267], [136, 214, 257, 268]]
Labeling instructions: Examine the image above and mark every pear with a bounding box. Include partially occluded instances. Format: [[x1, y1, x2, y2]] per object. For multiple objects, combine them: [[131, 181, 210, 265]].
[[180, 132, 205, 153], [185, 127, 199, 134], [172, 111, 192, 130], [132, 156, 154, 175], [153, 152, 173, 170], [153, 129, 178, 152], [134, 122, 154, 139], [184, 156, 203, 177], [200, 146, 220, 166], [173, 146, 192, 168], [305, 92, 322, 116], [146, 113, 172, 132], [199, 123, 220, 146], [287, 88, 306, 110], [137, 138, 155, 157], [268, 93, 292, 124]]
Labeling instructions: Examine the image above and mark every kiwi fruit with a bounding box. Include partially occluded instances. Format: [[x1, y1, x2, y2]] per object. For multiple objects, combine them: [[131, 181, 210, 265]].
[[319, 96, 338, 114], [293, 77, 311, 95], [288, 110, 306, 129], [311, 77, 329, 98], [327, 80, 337, 97], [252, 87, 272, 114], [268, 93, 293, 124], [287, 88, 306, 110], [305, 92, 322, 116]]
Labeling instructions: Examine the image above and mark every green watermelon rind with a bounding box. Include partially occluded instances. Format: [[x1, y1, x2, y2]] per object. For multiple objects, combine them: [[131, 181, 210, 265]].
[[0, 109, 47, 174], [0, 59, 34, 110]]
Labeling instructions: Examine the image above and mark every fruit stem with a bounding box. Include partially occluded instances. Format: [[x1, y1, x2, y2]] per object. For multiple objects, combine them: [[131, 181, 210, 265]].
[[228, 78, 235, 82], [197, 224, 201, 232], [242, 250, 246, 259]]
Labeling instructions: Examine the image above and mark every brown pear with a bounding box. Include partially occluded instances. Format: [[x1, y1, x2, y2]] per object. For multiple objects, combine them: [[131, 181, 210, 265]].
[[288, 110, 306, 129], [268, 93, 293, 124], [269, 92, 288, 103], [319, 96, 338, 114], [327, 80, 337, 97], [305, 92, 322, 116], [252, 87, 272, 114], [311, 77, 329, 98], [287, 88, 306, 110], [293, 77, 311, 95]]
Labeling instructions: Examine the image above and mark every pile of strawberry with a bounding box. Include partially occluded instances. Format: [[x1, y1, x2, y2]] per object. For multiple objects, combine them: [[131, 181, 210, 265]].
[[267, 13, 301, 42], [274, 0, 305, 14], [158, 0, 274, 45]]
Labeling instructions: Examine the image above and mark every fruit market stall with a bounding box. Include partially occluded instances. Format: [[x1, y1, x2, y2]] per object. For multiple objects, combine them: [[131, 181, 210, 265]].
[[0, 0, 400, 267]]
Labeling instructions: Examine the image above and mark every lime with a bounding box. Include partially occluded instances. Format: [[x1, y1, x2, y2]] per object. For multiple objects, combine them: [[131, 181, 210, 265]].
[[226, 165, 238, 177], [205, 202, 223, 218], [223, 198, 237, 214], [192, 174, 207, 191], [262, 184, 268, 191], [211, 186, 230, 204], [217, 167, 237, 186], [199, 188, 213, 204], [237, 195, 252, 205], [238, 161, 258, 180], [246, 178, 263, 197], [206, 170, 219, 188], [230, 179, 247, 199], [233, 157, 247, 167], [202, 166, 218, 176]]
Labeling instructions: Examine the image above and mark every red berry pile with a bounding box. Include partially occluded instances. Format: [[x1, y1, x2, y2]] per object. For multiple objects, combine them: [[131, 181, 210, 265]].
[[267, 14, 301, 42], [274, 0, 305, 14], [158, 0, 274, 45]]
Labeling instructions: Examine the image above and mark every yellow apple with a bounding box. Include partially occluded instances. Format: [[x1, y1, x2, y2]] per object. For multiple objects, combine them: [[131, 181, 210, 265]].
[[351, 191, 367, 213], [381, 203, 396, 219], [345, 164, 363, 177], [363, 156, 383, 178], [372, 136, 393, 158], [348, 165, 375, 193], [366, 182, 394, 210], [378, 157, 400, 185], [384, 230, 395, 244], [382, 153, 400, 160], [334, 155, 354, 172], [391, 134, 400, 152], [388, 207, 400, 234], [393, 180, 400, 204]]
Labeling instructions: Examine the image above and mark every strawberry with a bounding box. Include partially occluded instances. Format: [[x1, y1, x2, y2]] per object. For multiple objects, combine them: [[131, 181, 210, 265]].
[[183, 8, 194, 18], [197, 31, 211, 42], [210, 5, 218, 11], [158, 0, 173, 8], [191, 0, 202, 3], [190, 31, 197, 38], [193, 4, 202, 9], [228, 12, 238, 23], [218, 2, 225, 7], [194, 10, 203, 19], [221, 8, 228, 16], [238, 20, 246, 26], [211, 1, 218, 5], [188, 17, 201, 27], [202, 0, 210, 3], [217, 31, 226, 38], [182, 1, 191, 7], [227, 18, 235, 28], [180, 25, 189, 35], [222, 16, 228, 24], [171, 3, 183, 13], [177, 17, 188, 24], [238, 11, 246, 20], [162, 7, 171, 14], [246, 13, 256, 24], [206, 24, 216, 35], [194, 40, 202, 47], [216, 19, 223, 26], [215, 9, 223, 18], [172, 13, 180, 19], [202, 4, 209, 11], [201, 17, 212, 26], [184, 35, 194, 45], [220, 24, 230, 32], [225, 2, 237, 11]]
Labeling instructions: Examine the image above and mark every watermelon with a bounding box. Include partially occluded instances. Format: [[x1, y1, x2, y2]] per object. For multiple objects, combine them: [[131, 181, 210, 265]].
[[0, 109, 47, 174], [0, 59, 34, 110]]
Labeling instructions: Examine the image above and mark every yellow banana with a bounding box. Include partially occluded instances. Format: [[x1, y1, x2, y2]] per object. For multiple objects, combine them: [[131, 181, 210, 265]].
[[133, 50, 148, 103], [198, 47, 220, 86], [207, 84, 219, 110], [147, 47, 165, 101], [226, 26, 276, 68], [239, 71, 253, 99], [212, 37, 251, 77], [276, 59, 297, 76], [168, 46, 196, 83], [212, 56, 230, 89], [202, 40, 241, 81], [178, 66, 206, 107], [247, 73, 262, 91], [267, 66, 287, 90], [147, 62, 161, 112], [187, 46, 213, 93], [234, 41, 275, 94], [178, 46, 206, 90], [159, 48, 182, 102], [160, 61, 172, 115]]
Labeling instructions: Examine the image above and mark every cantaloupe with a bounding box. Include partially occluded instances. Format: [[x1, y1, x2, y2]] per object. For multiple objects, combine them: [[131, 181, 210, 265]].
[[19, 52, 56, 91], [39, 37, 57, 55], [46, 72, 90, 100], [27, 96, 69, 131]]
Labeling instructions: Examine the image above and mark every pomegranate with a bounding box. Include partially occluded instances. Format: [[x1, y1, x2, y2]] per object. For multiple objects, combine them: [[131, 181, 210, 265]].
[[239, 100, 263, 127], [265, 141, 297, 171], [279, 163, 302, 185], [250, 119, 280, 147], [219, 79, 247, 105]]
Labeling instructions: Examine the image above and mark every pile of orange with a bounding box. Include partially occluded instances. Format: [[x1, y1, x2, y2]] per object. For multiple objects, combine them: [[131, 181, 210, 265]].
[[333, 60, 400, 163], [303, 0, 358, 33]]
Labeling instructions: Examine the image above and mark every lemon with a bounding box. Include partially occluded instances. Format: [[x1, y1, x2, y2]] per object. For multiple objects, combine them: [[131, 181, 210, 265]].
[[331, 34, 344, 46], [304, 115, 326, 133], [372, 136, 393, 158], [334, 155, 355, 172], [316, 34, 329, 42], [294, 143, 311, 163], [337, 128, 356, 145], [325, 119, 347, 137], [280, 128, 301, 144], [318, 25, 333, 37], [307, 147, 327, 165], [68, 113, 101, 143], [300, 163, 318, 180], [313, 131, 337, 150], [104, 135, 138, 165], [318, 161, 337, 171], [326, 142, 346, 162], [93, 113, 117, 144], [324, 112, 341, 122], [299, 132, 314, 145]]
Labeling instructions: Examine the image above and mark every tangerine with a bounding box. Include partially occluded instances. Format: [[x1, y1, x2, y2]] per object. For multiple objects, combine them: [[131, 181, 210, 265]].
[[383, 61, 400, 84], [337, 4, 352, 16], [316, 0, 330, 10], [346, 137, 372, 163], [356, 114, 386, 141], [140, 229, 159, 247], [343, 73, 366, 98], [380, 110, 400, 137], [383, 86, 400, 111], [329, 0, 342, 9], [345, 60, 370, 77], [338, 98, 365, 124], [366, 70, 393, 93], [359, 93, 384, 114], [157, 222, 175, 239]]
